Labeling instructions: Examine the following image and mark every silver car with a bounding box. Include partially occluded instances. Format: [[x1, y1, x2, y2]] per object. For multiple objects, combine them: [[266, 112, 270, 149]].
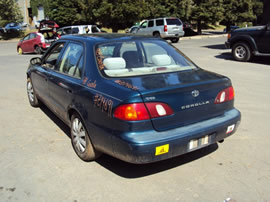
[[136, 17, 185, 43]]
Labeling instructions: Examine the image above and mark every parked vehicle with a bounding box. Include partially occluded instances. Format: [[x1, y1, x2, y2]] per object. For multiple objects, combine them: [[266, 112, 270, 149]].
[[135, 17, 185, 43], [26, 34, 241, 164], [225, 23, 270, 62], [17, 31, 59, 54], [57, 25, 101, 36], [35, 20, 41, 29], [223, 25, 240, 33], [4, 22, 22, 33]]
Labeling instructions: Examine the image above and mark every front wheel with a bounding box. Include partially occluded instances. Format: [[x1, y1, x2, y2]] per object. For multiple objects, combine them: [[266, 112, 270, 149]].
[[27, 77, 39, 107], [71, 114, 101, 162], [171, 38, 179, 43], [232, 42, 252, 62]]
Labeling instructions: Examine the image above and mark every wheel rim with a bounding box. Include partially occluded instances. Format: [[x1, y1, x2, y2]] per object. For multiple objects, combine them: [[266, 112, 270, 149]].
[[235, 46, 246, 59], [27, 81, 34, 102], [18, 48, 22, 54], [72, 118, 86, 153]]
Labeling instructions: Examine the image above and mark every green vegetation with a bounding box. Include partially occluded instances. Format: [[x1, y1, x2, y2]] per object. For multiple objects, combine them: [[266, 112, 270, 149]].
[[29, 0, 264, 33], [0, 0, 23, 27]]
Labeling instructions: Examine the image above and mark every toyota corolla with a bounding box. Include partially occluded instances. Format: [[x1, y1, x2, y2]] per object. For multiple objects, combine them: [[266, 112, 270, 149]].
[[26, 34, 241, 164]]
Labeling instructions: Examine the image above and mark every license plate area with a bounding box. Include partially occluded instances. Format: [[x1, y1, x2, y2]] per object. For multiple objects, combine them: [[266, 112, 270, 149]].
[[188, 135, 212, 151]]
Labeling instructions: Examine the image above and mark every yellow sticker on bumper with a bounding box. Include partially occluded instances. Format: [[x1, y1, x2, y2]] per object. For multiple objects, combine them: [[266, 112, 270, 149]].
[[155, 144, 169, 156]]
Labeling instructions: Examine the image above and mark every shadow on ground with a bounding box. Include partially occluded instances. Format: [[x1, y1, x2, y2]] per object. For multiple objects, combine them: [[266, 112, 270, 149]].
[[96, 144, 218, 178], [215, 52, 270, 65], [202, 44, 227, 50], [39, 98, 219, 178]]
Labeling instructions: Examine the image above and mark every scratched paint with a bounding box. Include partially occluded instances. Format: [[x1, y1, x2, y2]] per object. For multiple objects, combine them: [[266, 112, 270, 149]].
[[87, 80, 97, 88], [115, 80, 139, 91], [93, 94, 113, 117], [96, 48, 105, 70]]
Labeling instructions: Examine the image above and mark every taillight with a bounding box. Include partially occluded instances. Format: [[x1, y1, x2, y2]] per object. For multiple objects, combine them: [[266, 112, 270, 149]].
[[164, 25, 167, 32], [227, 33, 231, 40], [114, 102, 174, 121], [145, 102, 173, 118], [215, 86, 234, 104]]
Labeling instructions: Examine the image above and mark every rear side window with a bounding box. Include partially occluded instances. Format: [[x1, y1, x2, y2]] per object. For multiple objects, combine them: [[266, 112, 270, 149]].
[[29, 33, 36, 39], [166, 18, 182, 25], [148, 20, 154, 27], [156, 19, 164, 26]]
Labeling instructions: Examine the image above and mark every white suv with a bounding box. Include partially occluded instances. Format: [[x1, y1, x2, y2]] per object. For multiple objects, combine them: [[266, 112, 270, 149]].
[[57, 25, 101, 36], [136, 17, 184, 43]]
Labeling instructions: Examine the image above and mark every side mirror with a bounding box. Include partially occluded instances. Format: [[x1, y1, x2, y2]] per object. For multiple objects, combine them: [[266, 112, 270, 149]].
[[30, 57, 42, 65]]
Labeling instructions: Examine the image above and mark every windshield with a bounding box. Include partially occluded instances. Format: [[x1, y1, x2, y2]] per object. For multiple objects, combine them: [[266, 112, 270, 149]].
[[95, 40, 196, 77]]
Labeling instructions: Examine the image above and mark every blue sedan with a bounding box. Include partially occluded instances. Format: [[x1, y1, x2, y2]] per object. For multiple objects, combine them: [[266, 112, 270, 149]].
[[26, 34, 241, 164]]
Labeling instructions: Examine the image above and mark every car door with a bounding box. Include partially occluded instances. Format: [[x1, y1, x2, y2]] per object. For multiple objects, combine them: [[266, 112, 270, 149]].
[[48, 41, 84, 120], [21, 34, 30, 52], [31, 42, 67, 106], [137, 21, 148, 35], [256, 25, 270, 53], [27, 33, 38, 53]]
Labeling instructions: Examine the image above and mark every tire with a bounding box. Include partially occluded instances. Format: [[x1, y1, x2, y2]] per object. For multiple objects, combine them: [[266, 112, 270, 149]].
[[232, 42, 252, 62], [27, 77, 39, 107], [35, 46, 42, 55], [153, 32, 160, 38], [70, 114, 101, 162], [171, 38, 179, 43], [18, 47, 23, 55]]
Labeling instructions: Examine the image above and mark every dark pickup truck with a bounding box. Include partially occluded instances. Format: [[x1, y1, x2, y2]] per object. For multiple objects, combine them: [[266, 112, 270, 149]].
[[225, 23, 270, 62]]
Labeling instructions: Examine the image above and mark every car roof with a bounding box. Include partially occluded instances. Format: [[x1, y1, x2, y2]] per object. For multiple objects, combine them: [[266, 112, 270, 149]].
[[60, 33, 162, 43]]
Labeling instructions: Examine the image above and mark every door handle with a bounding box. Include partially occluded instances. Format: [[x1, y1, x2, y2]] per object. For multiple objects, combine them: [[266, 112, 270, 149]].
[[58, 82, 72, 93]]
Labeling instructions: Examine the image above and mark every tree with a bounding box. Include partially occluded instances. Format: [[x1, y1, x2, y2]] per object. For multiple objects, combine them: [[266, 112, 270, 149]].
[[0, 0, 23, 26], [222, 0, 262, 31], [94, 0, 148, 32], [191, 0, 224, 34], [47, 0, 81, 26]]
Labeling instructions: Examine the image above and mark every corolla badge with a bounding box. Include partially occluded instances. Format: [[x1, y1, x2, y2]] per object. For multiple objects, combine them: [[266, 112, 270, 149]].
[[191, 90, 199, 97]]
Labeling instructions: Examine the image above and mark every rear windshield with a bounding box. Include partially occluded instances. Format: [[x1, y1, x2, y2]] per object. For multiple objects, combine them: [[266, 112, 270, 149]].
[[95, 40, 196, 77], [166, 18, 182, 25]]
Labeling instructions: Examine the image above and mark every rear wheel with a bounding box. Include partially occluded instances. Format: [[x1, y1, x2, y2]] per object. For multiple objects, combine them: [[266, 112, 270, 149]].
[[171, 38, 179, 43], [27, 77, 39, 107], [71, 114, 101, 162], [35, 46, 42, 54], [153, 32, 160, 38], [18, 47, 23, 55], [232, 42, 252, 62]]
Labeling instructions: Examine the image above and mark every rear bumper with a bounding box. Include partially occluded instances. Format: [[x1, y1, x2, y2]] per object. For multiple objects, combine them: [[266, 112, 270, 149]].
[[161, 31, 185, 38], [112, 108, 241, 164]]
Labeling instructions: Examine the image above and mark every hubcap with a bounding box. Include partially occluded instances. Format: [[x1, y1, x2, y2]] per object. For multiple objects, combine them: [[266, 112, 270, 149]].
[[235, 46, 246, 59], [27, 81, 34, 102], [72, 118, 86, 153]]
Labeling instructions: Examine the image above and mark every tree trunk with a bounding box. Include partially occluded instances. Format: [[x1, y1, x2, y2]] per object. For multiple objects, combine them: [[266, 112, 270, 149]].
[[112, 26, 118, 33], [197, 20, 202, 35], [226, 22, 231, 33]]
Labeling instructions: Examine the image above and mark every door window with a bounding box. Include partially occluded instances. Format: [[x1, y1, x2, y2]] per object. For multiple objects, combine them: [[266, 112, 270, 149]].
[[43, 43, 66, 69], [23, 34, 30, 41], [57, 43, 84, 77], [141, 21, 148, 28], [156, 19, 164, 26], [29, 33, 36, 39], [148, 20, 154, 27]]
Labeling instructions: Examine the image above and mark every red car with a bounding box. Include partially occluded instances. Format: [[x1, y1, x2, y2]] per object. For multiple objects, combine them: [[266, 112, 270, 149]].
[[17, 20, 60, 54]]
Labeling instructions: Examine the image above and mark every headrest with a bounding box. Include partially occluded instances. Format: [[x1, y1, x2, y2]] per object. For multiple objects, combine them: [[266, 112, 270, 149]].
[[103, 57, 126, 70], [152, 55, 171, 66]]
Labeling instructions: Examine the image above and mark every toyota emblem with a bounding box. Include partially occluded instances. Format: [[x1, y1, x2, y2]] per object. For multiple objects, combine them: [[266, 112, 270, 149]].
[[191, 90, 199, 97]]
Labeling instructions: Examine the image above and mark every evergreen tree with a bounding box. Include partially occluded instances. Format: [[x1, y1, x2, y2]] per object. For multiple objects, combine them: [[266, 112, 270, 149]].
[[47, 0, 81, 26], [94, 0, 148, 32], [191, 0, 224, 34], [0, 0, 23, 26]]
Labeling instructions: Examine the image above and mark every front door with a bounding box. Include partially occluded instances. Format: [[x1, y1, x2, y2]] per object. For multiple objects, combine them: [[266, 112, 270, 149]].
[[48, 42, 84, 120], [256, 25, 270, 53]]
